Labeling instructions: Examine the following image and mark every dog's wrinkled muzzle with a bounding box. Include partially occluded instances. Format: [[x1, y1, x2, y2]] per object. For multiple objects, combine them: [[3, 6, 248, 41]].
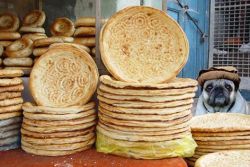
[[208, 87, 230, 107]]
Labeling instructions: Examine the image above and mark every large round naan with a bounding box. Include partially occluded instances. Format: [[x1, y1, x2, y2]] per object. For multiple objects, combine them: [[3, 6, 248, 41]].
[[100, 6, 189, 83], [30, 44, 99, 107]]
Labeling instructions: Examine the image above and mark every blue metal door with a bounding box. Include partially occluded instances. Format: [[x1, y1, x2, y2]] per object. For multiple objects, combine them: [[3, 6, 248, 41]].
[[167, 0, 209, 79]]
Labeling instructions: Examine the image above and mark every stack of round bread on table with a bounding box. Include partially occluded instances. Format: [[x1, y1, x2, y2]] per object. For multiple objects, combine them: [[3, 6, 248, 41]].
[[21, 43, 99, 156], [73, 17, 96, 57], [0, 69, 24, 151], [96, 6, 198, 159], [0, 12, 21, 68], [33, 17, 76, 61], [186, 113, 250, 166]]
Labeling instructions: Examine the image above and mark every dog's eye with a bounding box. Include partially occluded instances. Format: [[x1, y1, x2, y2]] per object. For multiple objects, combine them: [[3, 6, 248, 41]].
[[225, 84, 232, 92], [205, 84, 213, 92]]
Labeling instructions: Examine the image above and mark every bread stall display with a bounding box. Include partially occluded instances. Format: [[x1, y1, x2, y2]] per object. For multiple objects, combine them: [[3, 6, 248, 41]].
[[95, 6, 197, 159], [186, 113, 250, 166], [0, 69, 24, 151]]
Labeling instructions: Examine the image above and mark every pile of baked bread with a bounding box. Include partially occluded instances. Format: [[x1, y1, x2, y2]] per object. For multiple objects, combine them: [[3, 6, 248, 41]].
[[73, 17, 96, 57], [186, 113, 250, 166], [20, 43, 99, 156], [96, 6, 198, 159], [0, 70, 24, 151]]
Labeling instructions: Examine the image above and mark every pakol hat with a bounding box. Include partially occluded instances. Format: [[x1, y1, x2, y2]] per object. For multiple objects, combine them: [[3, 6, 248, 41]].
[[197, 66, 240, 90]]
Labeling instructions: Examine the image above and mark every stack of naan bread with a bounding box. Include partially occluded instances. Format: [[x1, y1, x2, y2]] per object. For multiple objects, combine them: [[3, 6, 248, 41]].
[[0, 12, 21, 68], [186, 113, 250, 166], [73, 17, 96, 57], [0, 69, 24, 151], [3, 10, 47, 75], [96, 6, 198, 159], [21, 43, 99, 156]]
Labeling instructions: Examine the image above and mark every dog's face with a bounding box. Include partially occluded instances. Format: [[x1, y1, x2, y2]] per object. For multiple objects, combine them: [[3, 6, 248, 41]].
[[202, 79, 237, 112]]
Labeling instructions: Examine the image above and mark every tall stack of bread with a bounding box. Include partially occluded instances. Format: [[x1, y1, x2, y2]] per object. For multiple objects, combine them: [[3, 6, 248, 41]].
[[96, 6, 198, 159], [0, 12, 21, 68], [0, 69, 24, 151], [73, 17, 96, 57], [21, 43, 99, 156], [3, 10, 47, 76], [186, 113, 250, 166], [33, 17, 75, 61]]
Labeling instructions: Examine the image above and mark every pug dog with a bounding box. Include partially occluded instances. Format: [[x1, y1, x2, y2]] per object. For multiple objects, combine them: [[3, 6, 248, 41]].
[[196, 78, 249, 115]]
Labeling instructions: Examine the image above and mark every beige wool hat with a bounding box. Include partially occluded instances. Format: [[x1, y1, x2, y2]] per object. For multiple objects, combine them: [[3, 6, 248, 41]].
[[197, 66, 240, 90]]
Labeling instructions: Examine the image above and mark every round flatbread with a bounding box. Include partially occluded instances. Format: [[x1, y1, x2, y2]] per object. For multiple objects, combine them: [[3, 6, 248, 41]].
[[0, 32, 21, 40], [196, 139, 250, 145], [3, 67, 31, 76], [99, 83, 197, 96], [22, 33, 47, 41], [5, 37, 33, 58], [196, 144, 250, 150], [32, 47, 48, 57], [3, 57, 33, 67], [195, 150, 250, 167], [22, 121, 96, 133], [190, 113, 250, 132], [0, 104, 23, 114], [21, 144, 92, 156], [23, 10, 46, 27], [0, 12, 19, 32], [23, 114, 96, 126], [22, 133, 94, 145], [30, 44, 99, 107], [21, 137, 95, 151], [0, 111, 22, 120], [73, 37, 95, 47], [99, 118, 190, 132], [193, 131, 250, 137], [33, 36, 69, 47], [97, 89, 195, 102], [98, 122, 190, 136], [194, 135, 250, 141], [19, 26, 45, 33], [100, 6, 189, 83], [49, 43, 90, 53], [0, 116, 22, 128], [75, 17, 95, 27], [23, 109, 95, 121], [98, 95, 193, 108], [21, 126, 95, 138], [98, 112, 192, 128], [97, 125, 189, 142], [73, 27, 96, 37], [100, 75, 197, 89], [0, 69, 23, 78], [0, 97, 23, 107], [0, 92, 21, 101], [99, 102, 192, 115], [99, 106, 191, 121], [50, 17, 75, 37], [22, 102, 95, 114]]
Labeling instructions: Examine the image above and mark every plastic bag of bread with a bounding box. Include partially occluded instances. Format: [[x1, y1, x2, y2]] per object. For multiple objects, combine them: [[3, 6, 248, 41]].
[[96, 132, 197, 159]]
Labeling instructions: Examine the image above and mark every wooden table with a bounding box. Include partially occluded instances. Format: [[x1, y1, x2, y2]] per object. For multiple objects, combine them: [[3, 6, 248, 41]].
[[0, 148, 188, 167]]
